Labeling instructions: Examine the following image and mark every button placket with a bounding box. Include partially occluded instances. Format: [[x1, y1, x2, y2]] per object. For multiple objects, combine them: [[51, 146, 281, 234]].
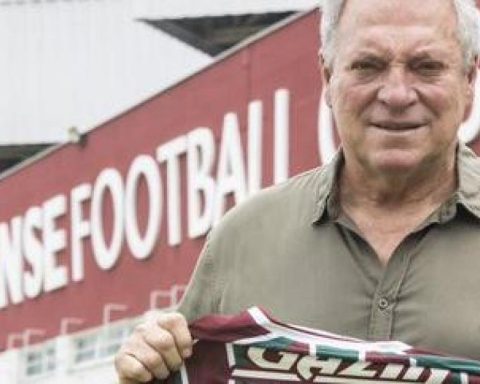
[[368, 241, 416, 341], [378, 297, 390, 311]]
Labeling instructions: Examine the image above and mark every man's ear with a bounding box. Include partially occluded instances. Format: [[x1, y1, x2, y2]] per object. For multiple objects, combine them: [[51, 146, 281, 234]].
[[463, 56, 478, 120], [320, 56, 333, 107], [467, 56, 478, 87]]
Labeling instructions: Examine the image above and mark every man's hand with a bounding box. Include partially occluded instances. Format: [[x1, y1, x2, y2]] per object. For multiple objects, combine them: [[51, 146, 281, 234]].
[[115, 312, 193, 383]]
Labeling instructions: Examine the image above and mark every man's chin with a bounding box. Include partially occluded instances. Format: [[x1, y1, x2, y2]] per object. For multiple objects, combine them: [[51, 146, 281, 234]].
[[366, 150, 426, 176]]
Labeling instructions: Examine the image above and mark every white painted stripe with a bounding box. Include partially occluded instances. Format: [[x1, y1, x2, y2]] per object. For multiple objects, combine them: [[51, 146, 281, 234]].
[[226, 343, 235, 367], [180, 365, 189, 384], [233, 332, 282, 345], [232, 369, 301, 381], [292, 323, 363, 341], [247, 307, 410, 355], [263, 321, 410, 355], [313, 377, 419, 384], [248, 306, 271, 326], [359, 350, 366, 362], [233, 369, 421, 384]]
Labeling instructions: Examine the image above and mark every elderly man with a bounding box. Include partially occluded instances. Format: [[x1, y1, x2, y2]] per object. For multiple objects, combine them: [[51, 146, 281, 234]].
[[115, 0, 480, 382]]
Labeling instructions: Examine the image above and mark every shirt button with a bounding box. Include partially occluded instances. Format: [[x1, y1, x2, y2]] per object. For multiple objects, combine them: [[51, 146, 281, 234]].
[[378, 297, 390, 310]]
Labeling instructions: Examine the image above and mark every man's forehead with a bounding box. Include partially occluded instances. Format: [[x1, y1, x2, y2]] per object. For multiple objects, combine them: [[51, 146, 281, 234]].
[[338, 40, 462, 66], [339, 0, 457, 29], [342, 25, 460, 51], [329, 0, 465, 68]]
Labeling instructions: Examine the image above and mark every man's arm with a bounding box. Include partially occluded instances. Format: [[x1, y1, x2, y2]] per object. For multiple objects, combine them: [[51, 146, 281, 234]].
[[177, 235, 222, 322], [114, 235, 221, 382]]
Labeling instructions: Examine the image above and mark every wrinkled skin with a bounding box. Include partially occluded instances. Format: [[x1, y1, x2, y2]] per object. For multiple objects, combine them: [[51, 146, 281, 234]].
[[324, 0, 476, 183]]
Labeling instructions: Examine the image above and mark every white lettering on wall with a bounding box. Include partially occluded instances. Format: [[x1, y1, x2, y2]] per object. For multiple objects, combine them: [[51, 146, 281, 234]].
[[248, 100, 263, 196], [22, 206, 44, 299], [42, 195, 68, 293], [0, 87, 293, 308], [213, 112, 247, 224], [187, 128, 216, 239], [125, 155, 162, 260], [274, 89, 290, 184], [71, 183, 92, 282], [0, 217, 24, 308], [91, 168, 124, 270], [157, 137, 187, 246]]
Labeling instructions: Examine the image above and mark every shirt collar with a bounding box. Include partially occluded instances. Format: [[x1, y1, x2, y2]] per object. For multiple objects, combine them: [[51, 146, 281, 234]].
[[311, 142, 480, 225], [455, 142, 480, 220], [311, 150, 343, 224]]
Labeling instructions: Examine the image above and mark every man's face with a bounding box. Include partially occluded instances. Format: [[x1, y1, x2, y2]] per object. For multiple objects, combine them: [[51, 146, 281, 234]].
[[324, 0, 476, 175]]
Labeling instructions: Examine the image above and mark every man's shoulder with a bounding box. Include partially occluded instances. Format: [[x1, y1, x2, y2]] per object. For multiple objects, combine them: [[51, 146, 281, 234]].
[[459, 143, 480, 174], [212, 165, 328, 237], [458, 143, 480, 207]]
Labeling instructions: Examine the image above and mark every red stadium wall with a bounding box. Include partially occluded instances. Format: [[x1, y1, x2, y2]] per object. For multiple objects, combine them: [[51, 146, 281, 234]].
[[1, 9, 480, 351]]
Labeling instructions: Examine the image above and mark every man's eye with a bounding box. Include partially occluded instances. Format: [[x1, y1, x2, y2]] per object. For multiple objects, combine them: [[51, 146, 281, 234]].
[[413, 61, 445, 74], [351, 61, 380, 71]]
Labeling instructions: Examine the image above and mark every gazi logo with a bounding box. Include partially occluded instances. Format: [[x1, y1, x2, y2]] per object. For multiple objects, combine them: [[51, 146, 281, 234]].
[[231, 346, 455, 383]]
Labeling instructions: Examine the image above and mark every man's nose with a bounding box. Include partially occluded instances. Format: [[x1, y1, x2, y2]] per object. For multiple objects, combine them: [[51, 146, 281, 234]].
[[377, 67, 418, 111]]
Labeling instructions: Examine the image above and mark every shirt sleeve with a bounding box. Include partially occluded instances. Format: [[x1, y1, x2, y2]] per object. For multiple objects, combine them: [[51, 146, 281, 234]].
[[177, 233, 222, 322]]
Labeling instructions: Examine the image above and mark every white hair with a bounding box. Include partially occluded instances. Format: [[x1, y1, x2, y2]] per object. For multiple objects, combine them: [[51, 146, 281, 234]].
[[319, 0, 480, 70]]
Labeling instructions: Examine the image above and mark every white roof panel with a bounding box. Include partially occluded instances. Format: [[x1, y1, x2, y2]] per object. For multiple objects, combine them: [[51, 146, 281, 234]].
[[0, 0, 318, 145], [132, 0, 318, 18], [0, 0, 212, 145]]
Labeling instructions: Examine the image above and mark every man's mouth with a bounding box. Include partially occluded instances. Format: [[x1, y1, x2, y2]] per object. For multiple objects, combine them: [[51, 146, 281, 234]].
[[370, 121, 426, 131]]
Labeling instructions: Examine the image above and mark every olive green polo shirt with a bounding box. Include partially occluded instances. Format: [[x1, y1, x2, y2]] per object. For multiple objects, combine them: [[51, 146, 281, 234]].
[[179, 143, 480, 360]]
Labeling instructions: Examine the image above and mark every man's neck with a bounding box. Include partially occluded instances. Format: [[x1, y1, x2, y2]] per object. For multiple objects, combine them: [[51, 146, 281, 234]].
[[338, 154, 457, 265], [339, 156, 457, 212]]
